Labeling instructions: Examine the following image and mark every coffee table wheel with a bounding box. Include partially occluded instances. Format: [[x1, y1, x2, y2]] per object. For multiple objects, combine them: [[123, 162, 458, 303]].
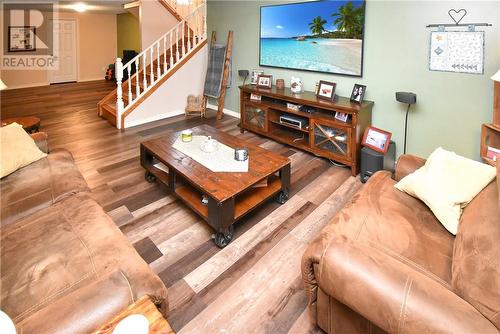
[[145, 171, 157, 183], [213, 225, 234, 248], [276, 190, 289, 204]]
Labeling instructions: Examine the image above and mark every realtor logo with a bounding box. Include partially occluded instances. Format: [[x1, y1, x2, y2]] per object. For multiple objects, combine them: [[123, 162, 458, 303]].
[[2, 1, 57, 70]]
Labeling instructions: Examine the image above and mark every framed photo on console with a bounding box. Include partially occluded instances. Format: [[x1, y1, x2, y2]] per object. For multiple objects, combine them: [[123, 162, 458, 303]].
[[362, 126, 392, 154], [350, 84, 366, 103], [317, 81, 336, 101], [251, 69, 264, 84], [334, 112, 349, 123], [256, 74, 273, 89]]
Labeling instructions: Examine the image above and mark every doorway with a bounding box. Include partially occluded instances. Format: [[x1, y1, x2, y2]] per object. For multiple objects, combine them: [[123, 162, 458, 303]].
[[49, 19, 77, 84]]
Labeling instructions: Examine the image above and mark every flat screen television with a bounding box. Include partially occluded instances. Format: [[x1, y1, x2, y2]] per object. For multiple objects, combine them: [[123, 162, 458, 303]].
[[260, 0, 366, 77]]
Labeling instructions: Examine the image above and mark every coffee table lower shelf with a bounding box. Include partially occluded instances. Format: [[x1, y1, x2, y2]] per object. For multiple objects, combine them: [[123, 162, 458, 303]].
[[175, 175, 282, 221], [143, 164, 287, 248]]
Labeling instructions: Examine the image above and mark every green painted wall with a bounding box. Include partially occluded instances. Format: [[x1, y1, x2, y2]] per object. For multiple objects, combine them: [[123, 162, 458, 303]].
[[207, 1, 500, 159], [117, 12, 140, 57]]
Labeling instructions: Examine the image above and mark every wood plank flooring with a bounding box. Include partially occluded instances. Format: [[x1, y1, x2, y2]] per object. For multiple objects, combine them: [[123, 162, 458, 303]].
[[1, 80, 363, 333]]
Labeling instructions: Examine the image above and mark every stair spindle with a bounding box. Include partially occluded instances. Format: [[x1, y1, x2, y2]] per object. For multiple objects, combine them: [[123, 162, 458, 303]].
[[127, 65, 132, 104], [156, 41, 161, 78], [170, 31, 174, 68], [195, 10, 199, 45], [187, 17, 191, 51], [142, 53, 147, 90], [150, 47, 154, 84], [181, 22, 186, 57], [135, 58, 140, 98], [176, 26, 180, 61], [163, 36, 167, 74], [203, 2, 207, 39]]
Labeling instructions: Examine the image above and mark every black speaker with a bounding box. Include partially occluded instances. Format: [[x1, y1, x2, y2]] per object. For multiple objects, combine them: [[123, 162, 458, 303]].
[[395, 92, 416, 105], [238, 70, 249, 77], [360, 141, 396, 183]]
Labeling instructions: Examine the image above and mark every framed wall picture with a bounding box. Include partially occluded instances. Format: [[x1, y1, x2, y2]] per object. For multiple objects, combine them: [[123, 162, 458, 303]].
[[8, 26, 36, 52], [256, 74, 272, 89], [362, 126, 392, 154], [350, 84, 366, 103], [251, 69, 264, 84], [317, 80, 336, 101]]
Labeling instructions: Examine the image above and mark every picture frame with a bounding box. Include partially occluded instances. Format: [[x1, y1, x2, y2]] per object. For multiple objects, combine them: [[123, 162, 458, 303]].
[[350, 84, 366, 103], [8, 26, 36, 52], [317, 80, 336, 101], [334, 111, 349, 123], [251, 69, 264, 85], [362, 126, 392, 154], [256, 74, 273, 89], [250, 93, 262, 102]]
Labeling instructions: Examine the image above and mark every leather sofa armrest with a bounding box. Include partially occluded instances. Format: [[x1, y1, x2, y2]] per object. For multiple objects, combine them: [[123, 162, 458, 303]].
[[16, 270, 136, 334], [30, 132, 49, 153], [316, 236, 498, 334], [393, 154, 425, 181]]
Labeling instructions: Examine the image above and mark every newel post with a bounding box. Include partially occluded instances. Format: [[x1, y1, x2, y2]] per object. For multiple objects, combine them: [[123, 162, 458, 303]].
[[115, 57, 124, 129]]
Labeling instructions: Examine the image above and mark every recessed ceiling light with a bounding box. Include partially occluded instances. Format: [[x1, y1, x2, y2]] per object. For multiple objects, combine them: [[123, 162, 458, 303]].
[[72, 2, 87, 12]]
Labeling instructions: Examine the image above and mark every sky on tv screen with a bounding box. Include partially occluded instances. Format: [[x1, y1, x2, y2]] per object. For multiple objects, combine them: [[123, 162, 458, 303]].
[[261, 0, 364, 39]]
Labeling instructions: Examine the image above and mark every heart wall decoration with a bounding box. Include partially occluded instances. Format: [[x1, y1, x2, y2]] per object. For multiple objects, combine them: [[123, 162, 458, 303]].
[[448, 9, 467, 25]]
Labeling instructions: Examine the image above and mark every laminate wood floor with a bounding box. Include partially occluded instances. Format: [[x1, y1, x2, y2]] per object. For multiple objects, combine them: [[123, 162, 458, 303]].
[[1, 80, 363, 333]]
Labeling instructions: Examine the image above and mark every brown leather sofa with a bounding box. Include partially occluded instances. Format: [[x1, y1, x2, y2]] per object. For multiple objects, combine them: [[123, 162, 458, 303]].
[[302, 155, 500, 334], [1, 133, 168, 333]]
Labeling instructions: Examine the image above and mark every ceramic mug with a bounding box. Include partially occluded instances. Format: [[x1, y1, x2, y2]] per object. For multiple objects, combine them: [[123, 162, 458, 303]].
[[234, 148, 249, 161], [181, 129, 193, 142]]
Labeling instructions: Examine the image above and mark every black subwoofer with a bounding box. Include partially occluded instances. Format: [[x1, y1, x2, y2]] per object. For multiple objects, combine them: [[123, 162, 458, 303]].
[[360, 141, 396, 183]]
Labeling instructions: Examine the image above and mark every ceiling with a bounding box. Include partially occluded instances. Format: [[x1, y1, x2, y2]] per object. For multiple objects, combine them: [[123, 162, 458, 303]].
[[57, 1, 131, 14]]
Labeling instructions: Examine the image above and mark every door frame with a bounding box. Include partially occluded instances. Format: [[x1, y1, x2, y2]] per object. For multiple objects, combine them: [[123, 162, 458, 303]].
[[48, 18, 78, 84]]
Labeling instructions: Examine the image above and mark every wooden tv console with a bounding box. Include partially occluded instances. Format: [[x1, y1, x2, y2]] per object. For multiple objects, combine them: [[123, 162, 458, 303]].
[[239, 84, 373, 176]]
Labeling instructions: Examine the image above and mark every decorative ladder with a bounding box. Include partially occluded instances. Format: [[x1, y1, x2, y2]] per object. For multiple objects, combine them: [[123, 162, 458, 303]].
[[98, 0, 207, 129]]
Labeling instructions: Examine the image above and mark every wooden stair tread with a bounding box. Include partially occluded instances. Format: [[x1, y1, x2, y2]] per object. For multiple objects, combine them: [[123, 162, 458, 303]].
[[101, 101, 116, 114]]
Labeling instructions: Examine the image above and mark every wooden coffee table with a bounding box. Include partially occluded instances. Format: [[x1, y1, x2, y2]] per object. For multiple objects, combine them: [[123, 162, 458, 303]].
[[1, 116, 40, 133], [140, 125, 291, 248]]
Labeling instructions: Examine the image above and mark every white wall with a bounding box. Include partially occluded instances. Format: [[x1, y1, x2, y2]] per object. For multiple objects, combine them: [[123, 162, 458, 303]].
[[140, 0, 179, 50], [124, 44, 208, 128]]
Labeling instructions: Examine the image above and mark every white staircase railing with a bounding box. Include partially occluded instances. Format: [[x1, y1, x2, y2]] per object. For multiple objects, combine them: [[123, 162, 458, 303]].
[[114, 2, 207, 128]]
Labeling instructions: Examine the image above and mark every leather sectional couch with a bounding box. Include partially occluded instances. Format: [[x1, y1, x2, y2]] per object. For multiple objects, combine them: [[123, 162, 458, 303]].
[[1, 133, 168, 333], [302, 155, 500, 334]]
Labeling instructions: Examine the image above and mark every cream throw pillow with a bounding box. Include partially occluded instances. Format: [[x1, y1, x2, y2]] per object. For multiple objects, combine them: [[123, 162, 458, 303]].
[[395, 147, 496, 235], [0, 122, 47, 178]]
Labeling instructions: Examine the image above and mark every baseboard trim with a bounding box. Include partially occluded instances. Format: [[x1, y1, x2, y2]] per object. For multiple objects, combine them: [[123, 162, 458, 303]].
[[4, 82, 49, 90], [3, 78, 105, 90], [124, 109, 185, 128], [78, 77, 106, 83], [206, 103, 240, 119]]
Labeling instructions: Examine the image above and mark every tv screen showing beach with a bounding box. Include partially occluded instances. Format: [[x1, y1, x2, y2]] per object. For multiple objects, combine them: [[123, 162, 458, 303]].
[[260, 0, 365, 76]]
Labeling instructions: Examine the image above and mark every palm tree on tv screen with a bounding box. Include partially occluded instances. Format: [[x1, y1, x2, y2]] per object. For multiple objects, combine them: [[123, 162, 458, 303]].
[[331, 1, 364, 39], [309, 16, 327, 36]]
